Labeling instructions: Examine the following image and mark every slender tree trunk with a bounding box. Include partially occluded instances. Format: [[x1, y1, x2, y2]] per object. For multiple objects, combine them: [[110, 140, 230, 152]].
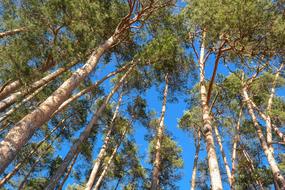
[[51, 64, 129, 118], [18, 157, 41, 190], [199, 31, 223, 190], [45, 64, 135, 190], [0, 117, 67, 187], [231, 106, 243, 189], [0, 60, 78, 112], [0, 82, 49, 123], [213, 125, 232, 186], [85, 92, 123, 190], [248, 98, 285, 143], [0, 34, 120, 173], [114, 177, 123, 190], [0, 27, 26, 39], [242, 86, 285, 188], [266, 63, 284, 153], [58, 152, 79, 190], [190, 131, 201, 190], [150, 73, 169, 190], [93, 128, 128, 190]]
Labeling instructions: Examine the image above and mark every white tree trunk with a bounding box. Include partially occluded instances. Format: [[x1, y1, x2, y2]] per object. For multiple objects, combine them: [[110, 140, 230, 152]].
[[150, 74, 169, 190], [0, 35, 118, 173], [199, 31, 223, 190], [45, 64, 135, 190], [242, 86, 285, 188], [85, 92, 123, 190], [190, 131, 201, 190]]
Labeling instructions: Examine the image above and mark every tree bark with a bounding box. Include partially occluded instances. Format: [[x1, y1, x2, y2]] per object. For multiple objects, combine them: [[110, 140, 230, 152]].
[[190, 131, 201, 190], [57, 152, 79, 190], [0, 34, 119, 173], [213, 125, 232, 186], [265, 63, 284, 153], [93, 128, 128, 190], [150, 73, 168, 190], [0, 82, 49, 123], [242, 86, 285, 188], [0, 117, 67, 187], [231, 106, 243, 189], [51, 64, 129, 118], [199, 31, 223, 190], [0, 27, 26, 39], [85, 92, 123, 190], [0, 60, 78, 112], [0, 80, 21, 101], [45, 64, 135, 190]]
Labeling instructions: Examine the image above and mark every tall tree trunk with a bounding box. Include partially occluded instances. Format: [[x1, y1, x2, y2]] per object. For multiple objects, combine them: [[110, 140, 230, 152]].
[[0, 27, 26, 39], [150, 73, 169, 190], [190, 130, 201, 190], [0, 80, 21, 101], [51, 64, 129, 118], [266, 63, 284, 153], [45, 64, 135, 190], [93, 128, 128, 190], [85, 92, 123, 190], [58, 152, 79, 190], [0, 60, 78, 112], [231, 106, 243, 189], [0, 34, 119, 173], [213, 125, 232, 186], [242, 86, 285, 188], [0, 117, 67, 187], [198, 31, 223, 190]]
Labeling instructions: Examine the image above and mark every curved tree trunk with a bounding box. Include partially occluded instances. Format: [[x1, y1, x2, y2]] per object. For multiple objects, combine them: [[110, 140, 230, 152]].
[[231, 106, 243, 189], [150, 73, 168, 190], [213, 125, 232, 186], [45, 64, 135, 190], [0, 34, 118, 173], [93, 128, 128, 190], [85, 92, 123, 190], [242, 86, 285, 188], [58, 152, 79, 190], [190, 130, 201, 190], [198, 31, 223, 190]]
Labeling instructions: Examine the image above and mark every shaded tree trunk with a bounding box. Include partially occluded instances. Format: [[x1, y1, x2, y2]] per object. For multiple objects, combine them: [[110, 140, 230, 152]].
[[242, 86, 285, 188], [93, 128, 128, 190], [198, 31, 223, 190], [58, 152, 79, 190], [0, 80, 21, 101], [85, 92, 123, 190], [150, 73, 169, 190], [45, 64, 135, 190], [190, 131, 201, 190], [213, 125, 232, 186]]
